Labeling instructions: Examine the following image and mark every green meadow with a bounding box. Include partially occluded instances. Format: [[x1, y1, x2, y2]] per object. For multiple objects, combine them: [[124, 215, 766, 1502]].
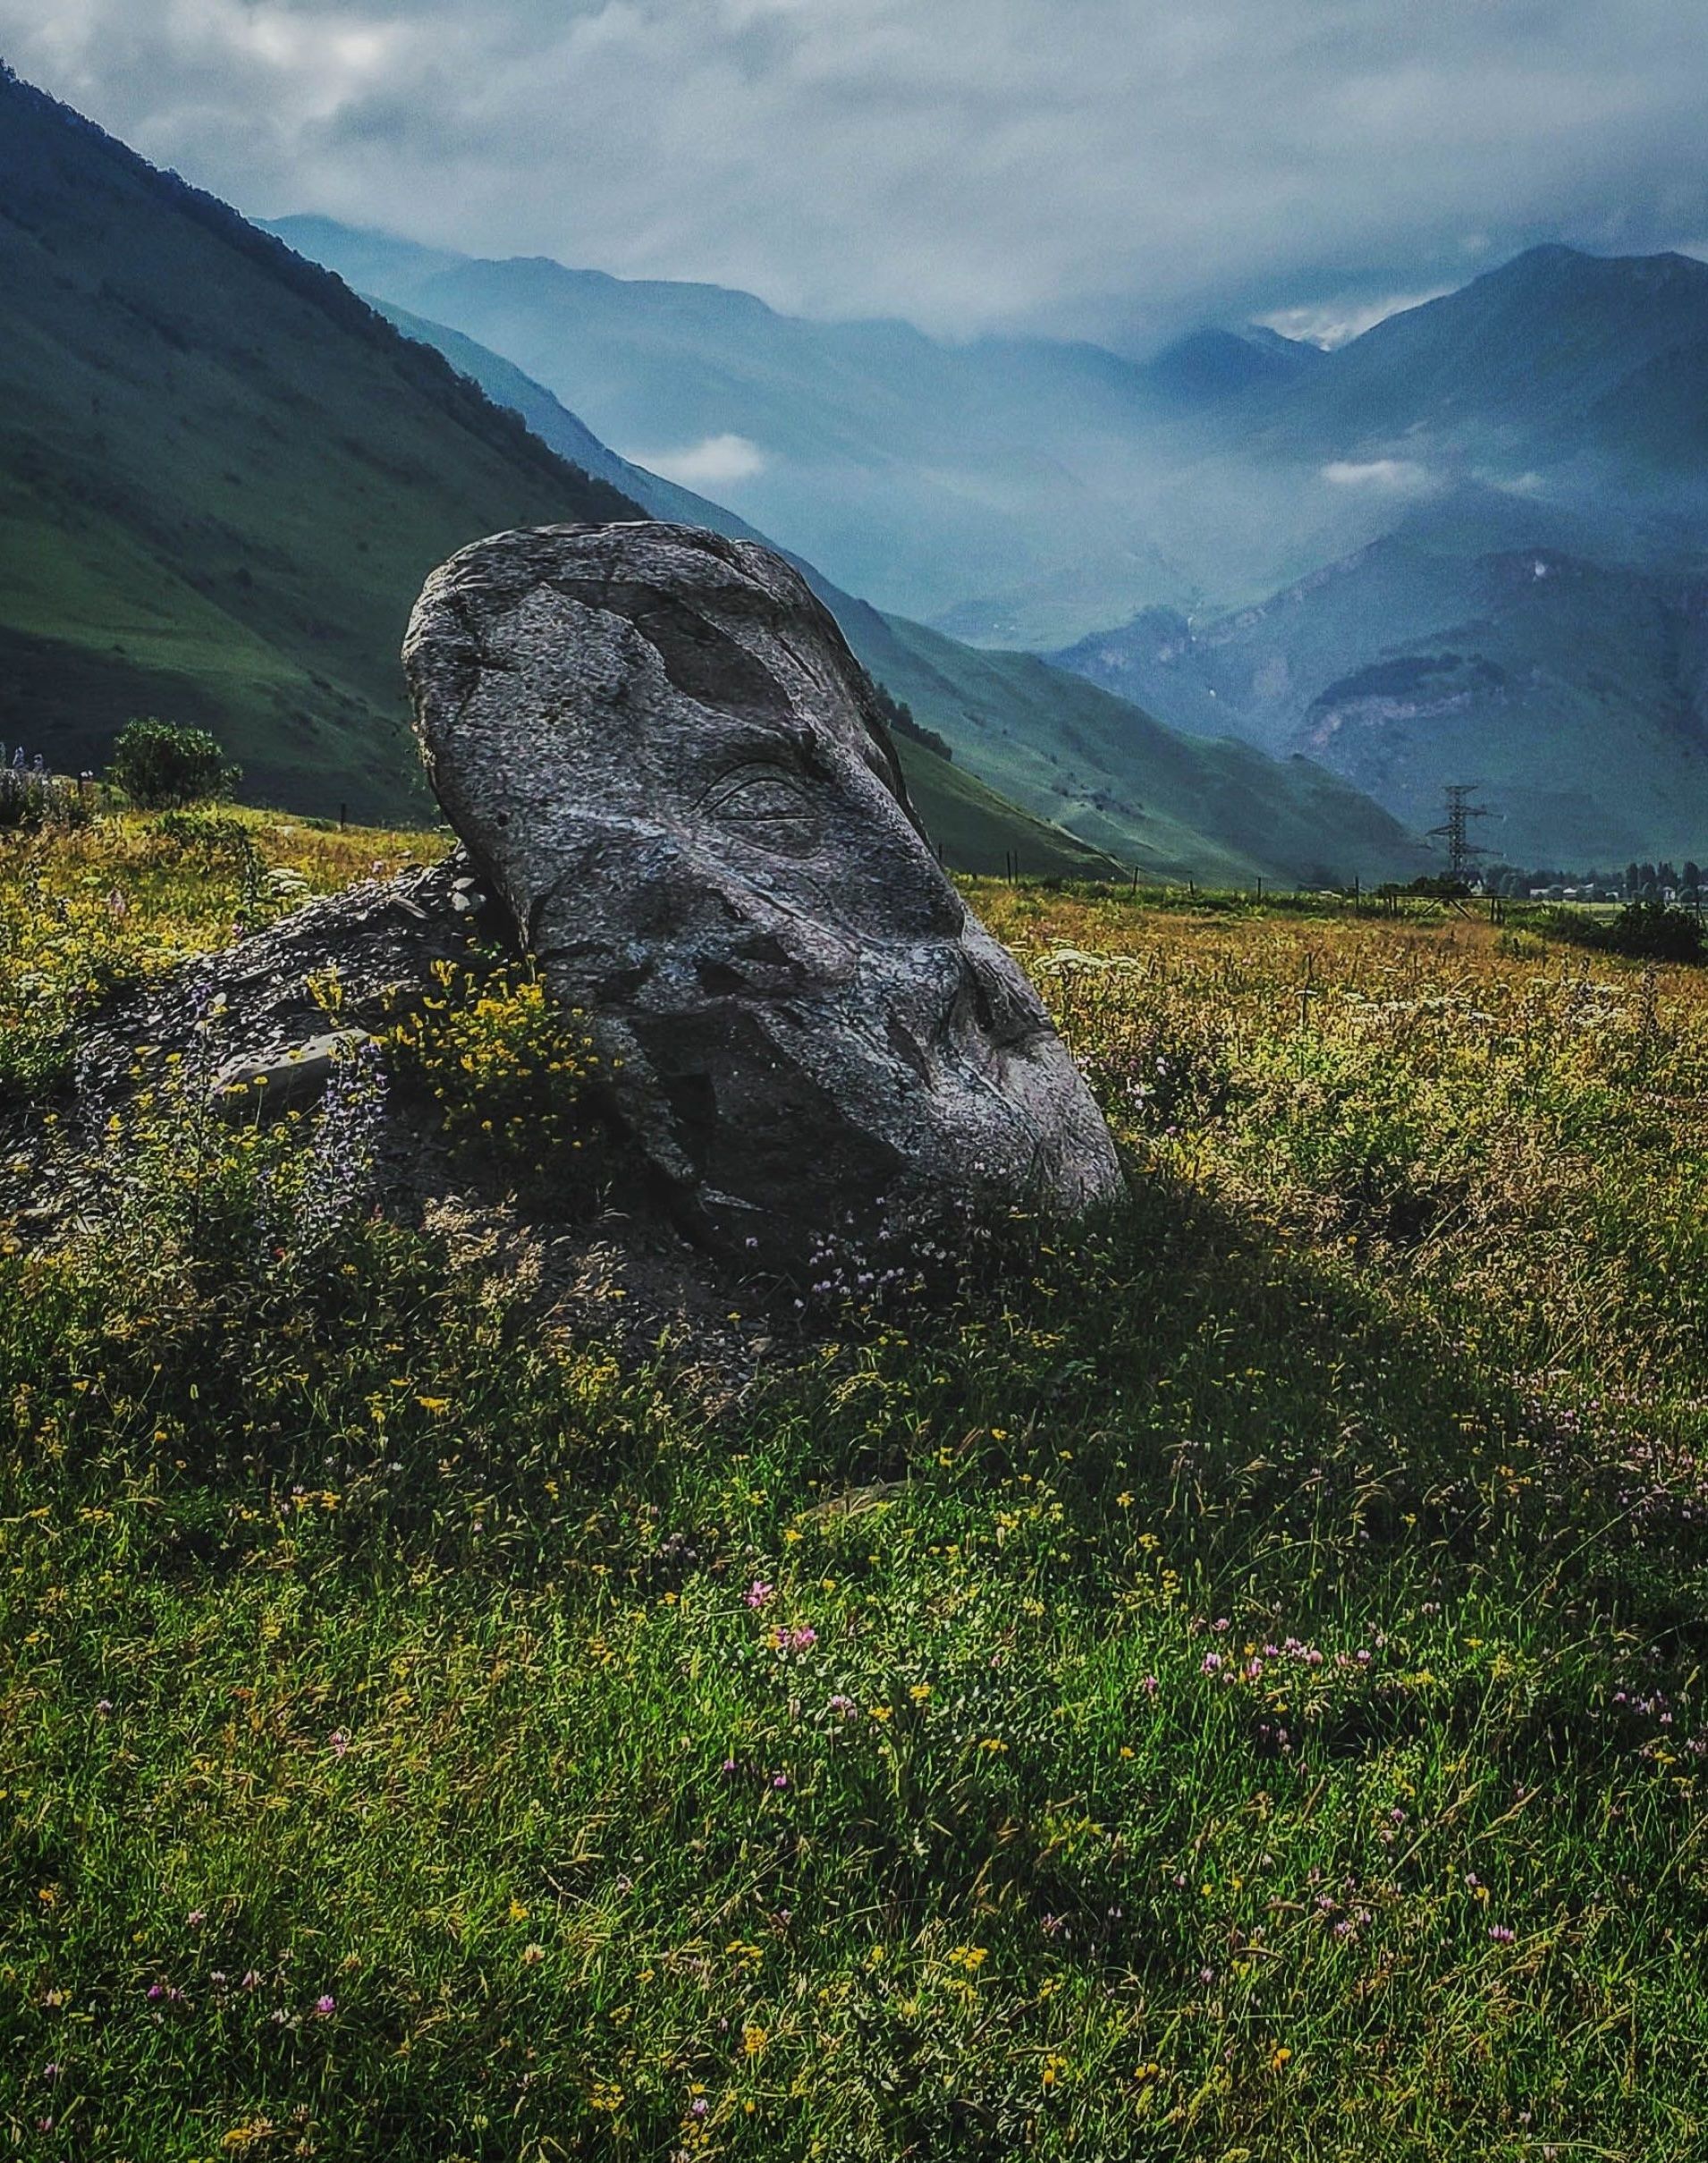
[[4, 815, 1708, 2159]]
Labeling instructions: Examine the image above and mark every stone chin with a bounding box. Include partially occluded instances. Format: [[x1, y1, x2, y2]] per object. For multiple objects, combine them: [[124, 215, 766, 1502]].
[[404, 520, 1123, 1267]]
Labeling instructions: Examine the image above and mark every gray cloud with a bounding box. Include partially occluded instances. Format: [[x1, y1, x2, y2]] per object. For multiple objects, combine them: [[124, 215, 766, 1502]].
[[6, 0, 1708, 347]]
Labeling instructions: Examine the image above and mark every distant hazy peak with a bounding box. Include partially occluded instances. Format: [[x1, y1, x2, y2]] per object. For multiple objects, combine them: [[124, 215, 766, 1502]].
[[266, 215, 809, 330], [1239, 323, 1330, 361], [1144, 325, 1323, 401]]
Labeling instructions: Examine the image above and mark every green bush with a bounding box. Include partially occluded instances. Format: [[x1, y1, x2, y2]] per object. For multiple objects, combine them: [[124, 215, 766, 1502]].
[[1552, 898, 1704, 963], [106, 715, 240, 809]]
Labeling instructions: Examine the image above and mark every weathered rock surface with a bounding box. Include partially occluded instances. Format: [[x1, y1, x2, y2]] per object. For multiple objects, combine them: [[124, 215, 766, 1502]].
[[403, 521, 1123, 1265], [213, 1027, 377, 1116], [72, 853, 486, 1111]]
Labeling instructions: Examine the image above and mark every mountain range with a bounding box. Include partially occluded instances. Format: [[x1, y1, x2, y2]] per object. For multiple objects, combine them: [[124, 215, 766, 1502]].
[[355, 286, 1420, 886], [1050, 502, 1708, 863], [274, 212, 1429, 649], [272, 214, 1708, 866], [0, 64, 1425, 886]]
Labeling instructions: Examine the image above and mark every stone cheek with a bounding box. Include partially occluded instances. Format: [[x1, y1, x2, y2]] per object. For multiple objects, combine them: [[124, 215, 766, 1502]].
[[405, 520, 1123, 1265]]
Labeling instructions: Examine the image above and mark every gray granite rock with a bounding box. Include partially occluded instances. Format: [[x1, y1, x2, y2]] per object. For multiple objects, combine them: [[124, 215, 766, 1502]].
[[212, 1027, 376, 1116], [403, 521, 1123, 1266]]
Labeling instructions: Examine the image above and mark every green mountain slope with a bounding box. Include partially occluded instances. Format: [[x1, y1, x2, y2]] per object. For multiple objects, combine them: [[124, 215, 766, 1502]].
[[834, 606, 1429, 887], [885, 746, 1120, 880], [0, 69, 1426, 885], [0, 67, 643, 817], [0, 72, 1127, 874]]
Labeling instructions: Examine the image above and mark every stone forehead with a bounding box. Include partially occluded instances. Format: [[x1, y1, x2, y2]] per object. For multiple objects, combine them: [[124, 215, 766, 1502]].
[[427, 520, 809, 618], [407, 519, 905, 793]]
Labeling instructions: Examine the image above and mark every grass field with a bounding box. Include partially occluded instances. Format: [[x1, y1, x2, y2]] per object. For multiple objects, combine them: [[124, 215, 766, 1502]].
[[4, 817, 1708, 2159]]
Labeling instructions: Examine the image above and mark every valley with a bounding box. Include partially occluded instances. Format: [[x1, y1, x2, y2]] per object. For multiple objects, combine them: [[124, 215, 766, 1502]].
[[7, 23, 1708, 2163]]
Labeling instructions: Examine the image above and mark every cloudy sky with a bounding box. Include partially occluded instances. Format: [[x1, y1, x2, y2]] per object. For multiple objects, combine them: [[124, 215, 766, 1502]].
[[5, 0, 1708, 348]]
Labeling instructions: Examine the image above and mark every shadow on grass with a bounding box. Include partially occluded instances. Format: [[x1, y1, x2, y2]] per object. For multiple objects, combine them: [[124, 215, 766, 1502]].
[[8, 1145, 1704, 1635]]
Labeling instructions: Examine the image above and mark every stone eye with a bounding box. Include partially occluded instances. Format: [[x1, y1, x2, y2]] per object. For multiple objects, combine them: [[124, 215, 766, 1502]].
[[701, 764, 816, 833]]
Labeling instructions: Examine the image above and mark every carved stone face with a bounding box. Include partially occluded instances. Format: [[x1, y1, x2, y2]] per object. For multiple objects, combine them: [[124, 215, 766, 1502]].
[[404, 522, 1122, 1263]]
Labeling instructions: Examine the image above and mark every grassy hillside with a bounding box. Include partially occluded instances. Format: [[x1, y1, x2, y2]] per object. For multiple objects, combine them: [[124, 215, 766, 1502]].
[[842, 607, 1430, 886], [886, 740, 1117, 880], [9, 818, 1708, 2154], [0, 72, 1126, 879], [0, 68, 642, 820]]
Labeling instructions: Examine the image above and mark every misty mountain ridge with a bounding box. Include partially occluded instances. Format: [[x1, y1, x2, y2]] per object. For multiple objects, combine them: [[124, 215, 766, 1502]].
[[1140, 325, 1327, 403], [1052, 511, 1708, 862], [268, 213, 1335, 639], [276, 211, 1708, 861], [1265, 243, 1708, 450], [268, 219, 1708, 638], [308, 252, 1431, 884]]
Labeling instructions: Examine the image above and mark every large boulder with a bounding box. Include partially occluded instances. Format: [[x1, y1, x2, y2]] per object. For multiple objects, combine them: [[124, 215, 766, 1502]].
[[403, 522, 1122, 1265]]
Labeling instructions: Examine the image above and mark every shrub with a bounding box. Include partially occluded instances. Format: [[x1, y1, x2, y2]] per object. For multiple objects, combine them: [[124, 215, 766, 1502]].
[[860, 669, 955, 763], [151, 807, 254, 856], [1552, 898, 1704, 964], [385, 957, 609, 1198], [106, 716, 240, 809]]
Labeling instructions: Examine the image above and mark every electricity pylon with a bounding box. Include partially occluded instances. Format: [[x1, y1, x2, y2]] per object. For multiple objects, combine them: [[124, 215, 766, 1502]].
[[1428, 783, 1492, 882]]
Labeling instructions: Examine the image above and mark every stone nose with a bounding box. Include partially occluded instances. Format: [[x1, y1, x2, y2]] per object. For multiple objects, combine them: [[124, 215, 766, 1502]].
[[690, 928, 821, 1000], [947, 939, 1050, 1059]]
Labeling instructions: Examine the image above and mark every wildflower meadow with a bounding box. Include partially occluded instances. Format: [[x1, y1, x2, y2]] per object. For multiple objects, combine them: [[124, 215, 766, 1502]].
[[4, 814, 1708, 2159]]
